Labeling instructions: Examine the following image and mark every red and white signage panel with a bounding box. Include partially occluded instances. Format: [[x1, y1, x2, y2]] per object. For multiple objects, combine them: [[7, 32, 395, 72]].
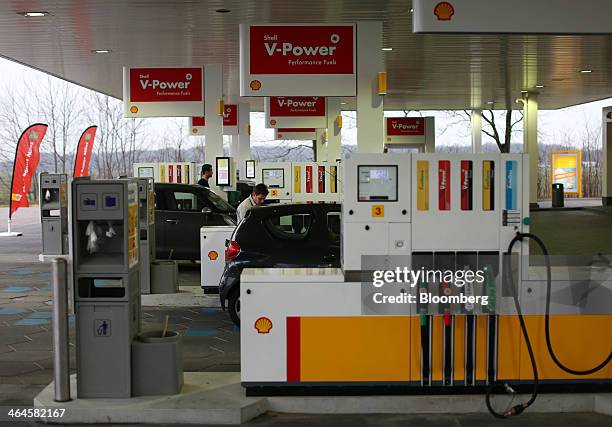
[[123, 66, 205, 118], [240, 23, 356, 97], [274, 128, 318, 141], [265, 96, 327, 128], [385, 116, 434, 145], [189, 116, 206, 135], [223, 104, 239, 135]]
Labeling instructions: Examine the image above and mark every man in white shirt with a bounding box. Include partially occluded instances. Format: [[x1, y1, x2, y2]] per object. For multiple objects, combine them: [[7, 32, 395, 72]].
[[236, 183, 269, 222]]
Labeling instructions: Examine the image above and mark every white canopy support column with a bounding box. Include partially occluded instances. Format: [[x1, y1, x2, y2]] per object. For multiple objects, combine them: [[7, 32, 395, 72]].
[[237, 102, 251, 181], [471, 109, 482, 153], [314, 129, 326, 162], [327, 98, 342, 162], [204, 64, 225, 196], [356, 21, 384, 153]]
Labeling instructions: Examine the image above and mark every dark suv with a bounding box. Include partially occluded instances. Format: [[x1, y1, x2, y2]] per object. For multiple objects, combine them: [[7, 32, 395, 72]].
[[154, 183, 236, 260], [219, 203, 341, 326]]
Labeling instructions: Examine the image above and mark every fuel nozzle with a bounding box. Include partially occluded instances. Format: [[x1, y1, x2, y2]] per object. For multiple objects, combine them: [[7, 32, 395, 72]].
[[484, 264, 496, 314], [418, 279, 428, 326]]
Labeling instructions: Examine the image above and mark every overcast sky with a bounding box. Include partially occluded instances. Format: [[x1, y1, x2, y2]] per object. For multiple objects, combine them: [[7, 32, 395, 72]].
[[0, 56, 610, 150]]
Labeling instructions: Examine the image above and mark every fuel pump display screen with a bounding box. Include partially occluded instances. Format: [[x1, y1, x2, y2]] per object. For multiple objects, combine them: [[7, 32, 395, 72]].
[[137, 167, 154, 179], [358, 165, 398, 201], [262, 169, 284, 188]]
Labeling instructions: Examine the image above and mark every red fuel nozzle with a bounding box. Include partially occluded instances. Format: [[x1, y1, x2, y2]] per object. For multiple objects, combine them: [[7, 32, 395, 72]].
[[443, 309, 451, 327]]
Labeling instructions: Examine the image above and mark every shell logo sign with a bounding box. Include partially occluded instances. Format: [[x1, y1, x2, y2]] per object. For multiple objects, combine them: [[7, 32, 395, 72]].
[[250, 80, 262, 91], [434, 2, 455, 21], [254, 316, 273, 334], [208, 251, 218, 261]]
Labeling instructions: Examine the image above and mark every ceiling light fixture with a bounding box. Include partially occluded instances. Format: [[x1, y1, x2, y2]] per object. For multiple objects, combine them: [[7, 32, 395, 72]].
[[535, 84, 544, 88], [91, 49, 112, 54], [486, 101, 495, 104], [340, 102, 348, 105], [382, 47, 393, 51], [215, 8, 231, 13], [521, 90, 529, 94], [580, 69, 592, 73], [18, 11, 50, 17]]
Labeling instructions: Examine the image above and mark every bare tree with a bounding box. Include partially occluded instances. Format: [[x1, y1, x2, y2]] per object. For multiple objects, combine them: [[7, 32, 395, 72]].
[[154, 120, 188, 163], [0, 81, 37, 192], [446, 109, 523, 153], [86, 93, 145, 178]]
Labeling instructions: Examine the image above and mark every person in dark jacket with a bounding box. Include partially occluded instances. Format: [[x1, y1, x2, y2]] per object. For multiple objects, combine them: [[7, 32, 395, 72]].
[[198, 164, 213, 187]]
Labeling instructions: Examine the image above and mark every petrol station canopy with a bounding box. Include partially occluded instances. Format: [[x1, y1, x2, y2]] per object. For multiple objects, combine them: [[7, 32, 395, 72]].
[[1, 0, 611, 111]]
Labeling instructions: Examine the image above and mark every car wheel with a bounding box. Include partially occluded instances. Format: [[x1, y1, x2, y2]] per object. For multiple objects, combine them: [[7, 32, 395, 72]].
[[228, 288, 240, 327]]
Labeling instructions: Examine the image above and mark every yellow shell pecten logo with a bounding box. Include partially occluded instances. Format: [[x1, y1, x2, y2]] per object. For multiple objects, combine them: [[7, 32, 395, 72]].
[[208, 250, 218, 261], [130, 105, 139, 114], [250, 80, 262, 91], [254, 316, 273, 334], [434, 2, 454, 21]]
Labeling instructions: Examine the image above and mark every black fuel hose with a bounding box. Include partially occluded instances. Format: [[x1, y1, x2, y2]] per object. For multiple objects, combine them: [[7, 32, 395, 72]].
[[485, 232, 539, 418], [486, 232, 612, 418]]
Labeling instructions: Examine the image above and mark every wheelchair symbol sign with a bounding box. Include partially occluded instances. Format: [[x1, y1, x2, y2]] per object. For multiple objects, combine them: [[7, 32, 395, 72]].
[[94, 319, 111, 337]]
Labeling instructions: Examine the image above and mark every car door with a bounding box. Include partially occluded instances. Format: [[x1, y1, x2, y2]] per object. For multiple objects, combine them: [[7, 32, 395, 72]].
[[262, 207, 323, 266], [164, 187, 210, 260], [153, 187, 172, 259], [320, 206, 342, 267], [201, 189, 236, 226]]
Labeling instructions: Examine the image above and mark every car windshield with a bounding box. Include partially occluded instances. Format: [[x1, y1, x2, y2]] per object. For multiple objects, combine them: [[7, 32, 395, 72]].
[[205, 188, 236, 213]]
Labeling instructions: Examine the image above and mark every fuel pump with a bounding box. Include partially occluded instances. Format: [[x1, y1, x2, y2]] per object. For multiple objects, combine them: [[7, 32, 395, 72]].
[[136, 178, 155, 294], [240, 152, 611, 418], [39, 173, 69, 255]]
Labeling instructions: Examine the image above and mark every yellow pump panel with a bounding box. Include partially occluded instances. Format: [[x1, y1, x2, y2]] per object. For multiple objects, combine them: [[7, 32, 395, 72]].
[[520, 315, 612, 380]]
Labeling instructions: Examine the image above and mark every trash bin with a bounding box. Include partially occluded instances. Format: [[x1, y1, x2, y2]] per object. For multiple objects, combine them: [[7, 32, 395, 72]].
[[131, 330, 183, 396], [552, 183, 564, 208], [150, 260, 178, 294]]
